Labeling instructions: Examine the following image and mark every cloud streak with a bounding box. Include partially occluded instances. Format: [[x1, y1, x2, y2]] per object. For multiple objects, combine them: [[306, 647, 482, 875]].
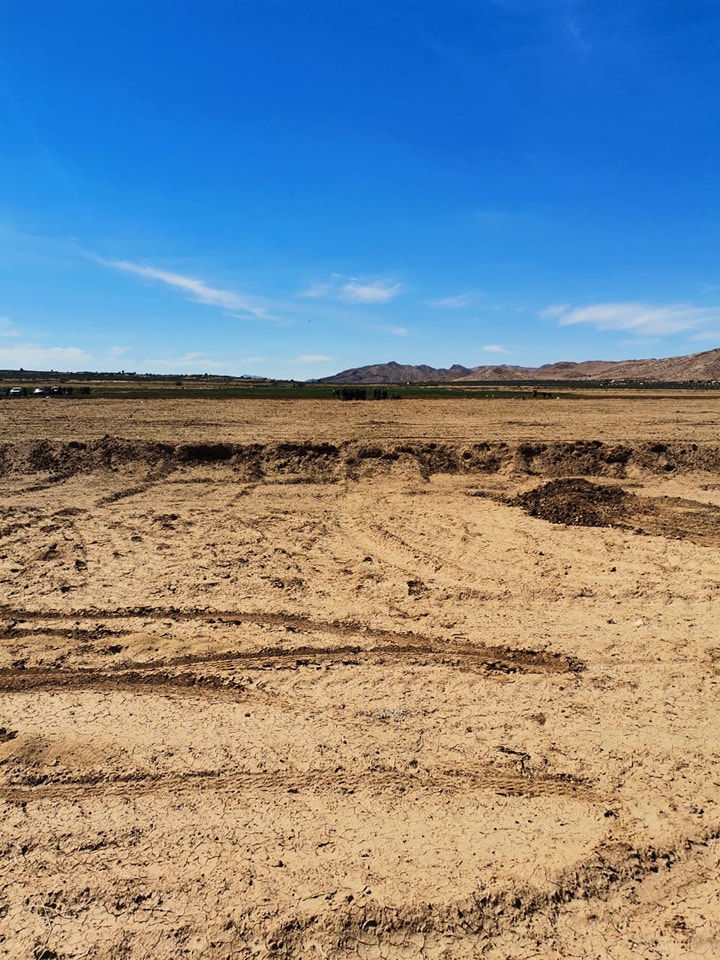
[[98, 259, 270, 319], [142, 351, 230, 371], [543, 302, 720, 336], [299, 274, 402, 304], [0, 343, 92, 369], [0, 316, 20, 337], [690, 331, 720, 342], [427, 292, 482, 309]]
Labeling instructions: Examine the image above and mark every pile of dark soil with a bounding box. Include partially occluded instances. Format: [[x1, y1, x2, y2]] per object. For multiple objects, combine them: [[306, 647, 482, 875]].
[[511, 478, 633, 527]]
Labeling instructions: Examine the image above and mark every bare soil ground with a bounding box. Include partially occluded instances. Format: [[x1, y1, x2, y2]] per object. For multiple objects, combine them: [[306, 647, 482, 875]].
[[1, 396, 720, 959]]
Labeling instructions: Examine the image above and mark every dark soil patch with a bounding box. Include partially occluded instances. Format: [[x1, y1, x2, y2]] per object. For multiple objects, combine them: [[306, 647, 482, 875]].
[[511, 478, 720, 546], [511, 478, 633, 527]]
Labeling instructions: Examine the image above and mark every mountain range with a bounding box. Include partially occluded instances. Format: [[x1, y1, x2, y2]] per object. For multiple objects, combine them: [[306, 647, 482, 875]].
[[318, 348, 720, 384]]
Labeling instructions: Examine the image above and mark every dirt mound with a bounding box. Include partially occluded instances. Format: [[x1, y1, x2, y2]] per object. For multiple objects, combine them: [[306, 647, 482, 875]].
[[511, 478, 633, 527], [512, 478, 720, 546], [513, 440, 720, 477], [2, 437, 720, 481]]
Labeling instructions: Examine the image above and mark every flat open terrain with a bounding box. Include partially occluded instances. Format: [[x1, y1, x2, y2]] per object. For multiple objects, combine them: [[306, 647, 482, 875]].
[[2, 394, 720, 959]]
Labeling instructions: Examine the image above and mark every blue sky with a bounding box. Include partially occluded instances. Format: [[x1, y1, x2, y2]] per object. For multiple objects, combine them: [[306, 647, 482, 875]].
[[2, 0, 720, 378]]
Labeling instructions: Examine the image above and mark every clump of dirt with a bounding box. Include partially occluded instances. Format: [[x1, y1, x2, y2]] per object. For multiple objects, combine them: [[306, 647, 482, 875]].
[[175, 442, 236, 463], [511, 478, 633, 527]]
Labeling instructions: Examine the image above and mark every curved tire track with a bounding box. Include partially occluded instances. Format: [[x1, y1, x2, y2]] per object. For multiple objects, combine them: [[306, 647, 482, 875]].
[[0, 763, 597, 804], [0, 643, 582, 694]]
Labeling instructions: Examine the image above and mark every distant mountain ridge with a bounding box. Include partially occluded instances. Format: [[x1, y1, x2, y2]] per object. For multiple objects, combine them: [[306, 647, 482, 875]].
[[319, 348, 720, 384]]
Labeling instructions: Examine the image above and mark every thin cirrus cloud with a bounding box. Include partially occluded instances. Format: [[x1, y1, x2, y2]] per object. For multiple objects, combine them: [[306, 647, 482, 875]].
[[296, 353, 332, 363], [542, 302, 720, 336], [367, 324, 410, 337], [298, 274, 402, 305], [142, 351, 230, 370], [427, 292, 482, 309], [689, 330, 720, 342], [0, 316, 20, 337], [0, 343, 92, 367], [482, 344, 509, 354], [98, 258, 270, 319]]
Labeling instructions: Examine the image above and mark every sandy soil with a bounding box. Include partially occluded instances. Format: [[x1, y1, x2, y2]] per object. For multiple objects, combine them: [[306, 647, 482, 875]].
[[1, 396, 720, 958], [2, 392, 720, 443]]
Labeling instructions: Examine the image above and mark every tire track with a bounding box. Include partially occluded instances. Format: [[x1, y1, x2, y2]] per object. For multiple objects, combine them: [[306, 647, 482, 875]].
[[0, 667, 249, 695], [0, 763, 597, 804], [338, 509, 476, 585], [0, 642, 583, 689], [0, 605, 585, 674], [121, 642, 579, 675], [336, 502, 520, 598], [95, 482, 155, 506], [0, 625, 131, 642]]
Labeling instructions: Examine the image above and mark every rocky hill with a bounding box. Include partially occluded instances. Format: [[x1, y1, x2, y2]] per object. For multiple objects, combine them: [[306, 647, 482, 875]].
[[319, 361, 474, 384], [319, 348, 720, 384]]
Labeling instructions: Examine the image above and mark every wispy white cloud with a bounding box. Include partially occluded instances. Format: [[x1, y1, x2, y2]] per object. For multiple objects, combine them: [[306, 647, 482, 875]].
[[485, 0, 589, 51], [427, 291, 482, 309], [544, 302, 720, 336], [540, 303, 570, 320], [296, 353, 332, 363], [367, 324, 411, 338], [343, 279, 401, 304], [566, 16, 583, 46], [0, 343, 92, 369], [0, 316, 20, 337], [298, 273, 402, 305], [142, 351, 230, 372], [689, 330, 720, 342], [617, 337, 661, 349], [564, 0, 589, 51], [298, 280, 334, 300], [98, 258, 270, 319], [482, 344, 509, 354]]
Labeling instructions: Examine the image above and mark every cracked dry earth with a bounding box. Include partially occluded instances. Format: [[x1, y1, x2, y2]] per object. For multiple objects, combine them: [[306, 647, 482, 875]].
[[1, 396, 720, 959]]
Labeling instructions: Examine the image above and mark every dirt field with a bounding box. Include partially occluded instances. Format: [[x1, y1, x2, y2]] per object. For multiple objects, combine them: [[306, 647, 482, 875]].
[[1, 395, 720, 959]]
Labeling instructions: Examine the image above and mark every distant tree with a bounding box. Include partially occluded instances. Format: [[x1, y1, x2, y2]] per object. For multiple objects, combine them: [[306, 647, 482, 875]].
[[340, 386, 367, 401]]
